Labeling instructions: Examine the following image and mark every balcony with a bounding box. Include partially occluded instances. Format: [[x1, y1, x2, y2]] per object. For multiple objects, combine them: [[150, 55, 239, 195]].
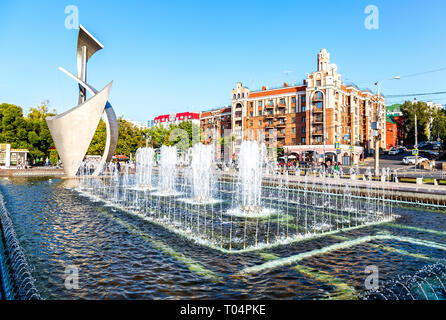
[[276, 122, 286, 127], [276, 113, 287, 118], [265, 113, 274, 119], [265, 104, 275, 109], [312, 108, 323, 113], [278, 103, 286, 108]]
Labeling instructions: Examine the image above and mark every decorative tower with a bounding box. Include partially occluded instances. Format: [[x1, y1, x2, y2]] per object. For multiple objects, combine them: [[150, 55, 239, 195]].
[[317, 48, 330, 72]]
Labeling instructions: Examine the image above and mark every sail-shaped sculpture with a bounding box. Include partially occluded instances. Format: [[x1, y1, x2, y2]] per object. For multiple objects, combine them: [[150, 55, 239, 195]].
[[46, 25, 118, 177]]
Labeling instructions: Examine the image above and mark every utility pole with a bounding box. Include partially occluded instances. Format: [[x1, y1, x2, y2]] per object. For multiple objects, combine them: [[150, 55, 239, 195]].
[[373, 76, 400, 176], [414, 98, 418, 166], [374, 82, 381, 176]]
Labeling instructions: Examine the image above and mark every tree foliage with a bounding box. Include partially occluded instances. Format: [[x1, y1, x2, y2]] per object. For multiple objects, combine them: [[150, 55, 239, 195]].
[[0, 101, 56, 160], [400, 100, 446, 145], [144, 121, 201, 152], [87, 118, 147, 158]]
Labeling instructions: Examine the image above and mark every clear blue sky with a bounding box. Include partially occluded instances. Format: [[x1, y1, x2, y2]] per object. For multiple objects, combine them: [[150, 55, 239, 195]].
[[1, 0, 445, 123]]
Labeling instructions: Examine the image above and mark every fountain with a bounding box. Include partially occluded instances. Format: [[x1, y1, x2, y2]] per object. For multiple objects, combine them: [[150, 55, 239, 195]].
[[74, 139, 398, 252], [238, 140, 266, 213], [158, 145, 178, 196], [188, 143, 214, 203], [135, 147, 155, 190]]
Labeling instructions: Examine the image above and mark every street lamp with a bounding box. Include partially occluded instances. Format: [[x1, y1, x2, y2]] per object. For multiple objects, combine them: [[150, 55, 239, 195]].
[[373, 76, 400, 176]]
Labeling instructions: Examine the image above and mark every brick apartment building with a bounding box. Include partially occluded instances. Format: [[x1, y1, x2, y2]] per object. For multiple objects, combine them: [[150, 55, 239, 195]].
[[200, 106, 232, 159], [230, 49, 387, 165]]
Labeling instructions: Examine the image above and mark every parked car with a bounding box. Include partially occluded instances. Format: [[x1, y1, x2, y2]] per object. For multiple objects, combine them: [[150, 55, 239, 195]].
[[388, 146, 406, 155], [388, 147, 404, 155], [419, 150, 439, 159], [402, 156, 428, 165]]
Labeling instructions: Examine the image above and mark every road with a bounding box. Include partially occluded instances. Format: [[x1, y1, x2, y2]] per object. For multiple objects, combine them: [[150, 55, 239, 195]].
[[355, 151, 446, 179]]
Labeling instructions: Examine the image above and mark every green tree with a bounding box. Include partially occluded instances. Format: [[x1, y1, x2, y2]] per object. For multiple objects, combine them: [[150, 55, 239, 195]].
[[400, 100, 430, 145], [0, 101, 56, 161]]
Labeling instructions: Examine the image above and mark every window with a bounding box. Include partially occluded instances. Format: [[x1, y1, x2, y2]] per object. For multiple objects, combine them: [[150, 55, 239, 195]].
[[250, 121, 253, 127], [292, 138, 296, 144], [301, 96, 306, 103], [250, 102, 253, 107], [259, 101, 263, 107], [302, 116, 306, 123], [302, 105, 306, 112], [292, 128, 296, 134], [237, 93, 240, 99], [268, 119, 273, 125], [233, 94, 236, 99], [315, 92, 323, 100], [316, 80, 322, 87], [301, 137, 306, 144], [250, 112, 253, 117], [314, 136, 322, 143], [279, 128, 285, 134], [302, 127, 306, 133], [259, 110, 262, 116], [280, 98, 285, 105], [259, 120, 262, 126], [291, 97, 296, 103], [315, 102, 323, 109]]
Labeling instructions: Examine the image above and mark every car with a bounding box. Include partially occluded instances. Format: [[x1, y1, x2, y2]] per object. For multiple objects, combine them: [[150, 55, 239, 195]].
[[388, 147, 402, 155], [402, 156, 429, 165], [388, 146, 406, 155], [419, 150, 439, 159]]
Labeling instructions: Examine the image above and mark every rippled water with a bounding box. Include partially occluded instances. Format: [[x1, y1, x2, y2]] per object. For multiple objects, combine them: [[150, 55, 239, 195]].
[[0, 177, 445, 300]]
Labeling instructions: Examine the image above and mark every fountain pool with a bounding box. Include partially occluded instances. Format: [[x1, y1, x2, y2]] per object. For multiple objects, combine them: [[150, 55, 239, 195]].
[[1, 176, 445, 299]]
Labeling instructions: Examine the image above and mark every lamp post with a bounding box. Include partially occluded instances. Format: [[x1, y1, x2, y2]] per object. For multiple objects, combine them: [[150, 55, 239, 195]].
[[413, 98, 418, 166], [373, 76, 400, 176]]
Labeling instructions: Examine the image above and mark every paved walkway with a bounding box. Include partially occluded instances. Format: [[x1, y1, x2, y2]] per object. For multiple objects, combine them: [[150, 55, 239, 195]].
[[0, 167, 64, 177]]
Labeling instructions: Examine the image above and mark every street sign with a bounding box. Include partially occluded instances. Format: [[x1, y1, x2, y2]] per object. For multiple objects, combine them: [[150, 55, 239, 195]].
[[344, 134, 349, 140], [372, 122, 380, 130], [412, 149, 419, 156], [335, 142, 340, 149], [349, 146, 353, 151]]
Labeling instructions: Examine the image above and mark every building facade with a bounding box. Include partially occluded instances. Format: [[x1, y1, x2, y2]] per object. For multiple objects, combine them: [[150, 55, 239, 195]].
[[0, 144, 29, 168], [230, 49, 386, 164], [153, 112, 200, 128], [125, 119, 148, 130], [200, 106, 232, 159]]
